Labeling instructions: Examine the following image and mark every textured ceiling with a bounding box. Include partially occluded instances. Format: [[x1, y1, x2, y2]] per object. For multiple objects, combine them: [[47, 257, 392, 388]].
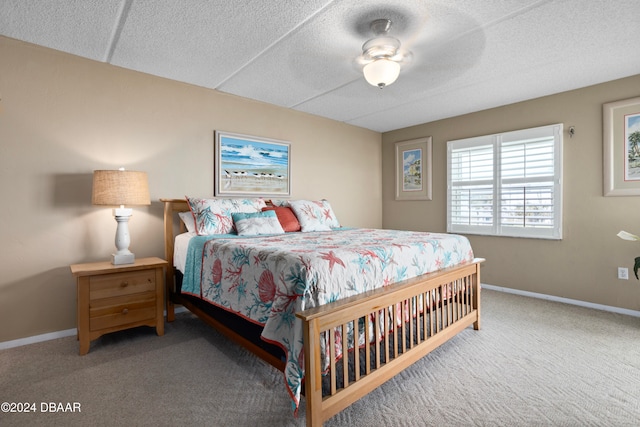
[[1, 0, 639, 132]]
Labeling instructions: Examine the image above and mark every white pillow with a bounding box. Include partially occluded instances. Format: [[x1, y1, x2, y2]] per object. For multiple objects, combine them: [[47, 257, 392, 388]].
[[178, 211, 196, 233], [288, 199, 340, 232]]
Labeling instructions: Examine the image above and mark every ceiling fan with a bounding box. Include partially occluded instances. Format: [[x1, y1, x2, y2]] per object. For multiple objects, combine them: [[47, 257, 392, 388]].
[[358, 18, 412, 89]]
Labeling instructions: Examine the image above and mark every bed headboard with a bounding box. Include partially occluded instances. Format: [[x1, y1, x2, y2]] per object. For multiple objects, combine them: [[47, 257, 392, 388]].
[[160, 198, 189, 304]]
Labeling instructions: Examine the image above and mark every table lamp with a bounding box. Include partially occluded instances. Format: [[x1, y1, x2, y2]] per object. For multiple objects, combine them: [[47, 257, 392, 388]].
[[92, 168, 150, 265]]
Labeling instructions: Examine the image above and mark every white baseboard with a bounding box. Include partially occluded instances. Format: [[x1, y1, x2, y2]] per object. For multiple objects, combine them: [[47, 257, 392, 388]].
[[482, 283, 640, 318], [0, 306, 188, 351], [0, 328, 78, 351]]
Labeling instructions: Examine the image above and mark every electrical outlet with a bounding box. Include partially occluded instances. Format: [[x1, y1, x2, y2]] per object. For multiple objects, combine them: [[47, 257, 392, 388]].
[[618, 267, 629, 280]]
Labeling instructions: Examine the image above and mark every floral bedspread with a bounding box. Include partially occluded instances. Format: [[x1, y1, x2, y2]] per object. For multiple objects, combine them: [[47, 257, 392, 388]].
[[181, 228, 474, 411]]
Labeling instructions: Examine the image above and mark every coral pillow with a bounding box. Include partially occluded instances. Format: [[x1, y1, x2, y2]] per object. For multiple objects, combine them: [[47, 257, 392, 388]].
[[288, 199, 340, 232], [186, 196, 266, 235], [262, 206, 301, 232]]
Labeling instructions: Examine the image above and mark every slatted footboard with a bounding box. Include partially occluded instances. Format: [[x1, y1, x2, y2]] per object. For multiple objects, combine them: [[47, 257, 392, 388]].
[[296, 259, 482, 427]]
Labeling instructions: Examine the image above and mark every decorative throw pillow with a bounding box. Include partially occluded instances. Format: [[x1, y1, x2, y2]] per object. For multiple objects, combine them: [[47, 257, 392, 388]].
[[178, 211, 196, 233], [186, 197, 267, 235], [262, 206, 301, 232], [232, 210, 285, 236], [269, 199, 290, 207], [288, 199, 340, 232]]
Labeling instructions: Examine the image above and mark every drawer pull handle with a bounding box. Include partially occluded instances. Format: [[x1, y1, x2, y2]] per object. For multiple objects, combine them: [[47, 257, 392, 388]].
[[121, 281, 129, 287], [122, 308, 129, 315]]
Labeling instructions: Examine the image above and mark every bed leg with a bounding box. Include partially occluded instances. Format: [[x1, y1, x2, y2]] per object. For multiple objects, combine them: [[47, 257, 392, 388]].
[[303, 318, 324, 427], [163, 199, 178, 322], [166, 300, 175, 322], [473, 265, 481, 330], [165, 267, 176, 322]]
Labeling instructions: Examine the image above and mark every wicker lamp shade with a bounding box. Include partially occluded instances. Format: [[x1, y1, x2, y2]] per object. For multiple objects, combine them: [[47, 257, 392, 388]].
[[92, 170, 150, 206]]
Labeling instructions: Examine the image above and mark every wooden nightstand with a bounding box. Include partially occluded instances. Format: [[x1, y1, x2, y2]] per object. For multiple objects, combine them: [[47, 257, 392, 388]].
[[70, 257, 168, 355]]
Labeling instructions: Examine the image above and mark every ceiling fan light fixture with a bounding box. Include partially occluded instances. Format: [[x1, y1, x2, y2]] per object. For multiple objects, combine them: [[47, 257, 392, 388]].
[[363, 58, 401, 89], [359, 19, 408, 89]]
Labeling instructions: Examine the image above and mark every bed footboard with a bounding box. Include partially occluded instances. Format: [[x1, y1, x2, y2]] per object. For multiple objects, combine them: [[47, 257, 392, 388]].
[[296, 259, 483, 426]]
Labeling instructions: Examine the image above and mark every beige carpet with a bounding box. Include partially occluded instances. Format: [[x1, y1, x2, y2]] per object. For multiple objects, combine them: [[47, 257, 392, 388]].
[[1, 289, 639, 426]]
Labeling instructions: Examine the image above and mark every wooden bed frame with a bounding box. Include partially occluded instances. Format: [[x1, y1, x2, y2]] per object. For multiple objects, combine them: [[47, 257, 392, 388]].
[[161, 198, 483, 426]]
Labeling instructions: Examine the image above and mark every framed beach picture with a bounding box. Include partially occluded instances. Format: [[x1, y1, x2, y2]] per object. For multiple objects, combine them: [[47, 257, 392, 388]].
[[395, 137, 432, 201], [214, 131, 291, 197], [603, 96, 640, 196]]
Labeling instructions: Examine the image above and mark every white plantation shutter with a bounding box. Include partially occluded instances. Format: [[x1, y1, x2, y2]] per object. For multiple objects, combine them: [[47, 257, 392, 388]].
[[447, 124, 562, 239], [448, 137, 495, 233]]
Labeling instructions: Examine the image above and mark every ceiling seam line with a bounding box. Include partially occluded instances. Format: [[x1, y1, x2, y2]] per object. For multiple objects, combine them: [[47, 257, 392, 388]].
[[438, 0, 554, 48], [216, 0, 339, 89], [288, 78, 362, 109], [464, 0, 553, 37], [103, 0, 133, 63]]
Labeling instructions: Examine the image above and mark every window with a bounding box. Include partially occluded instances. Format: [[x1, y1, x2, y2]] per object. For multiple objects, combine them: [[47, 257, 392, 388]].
[[447, 124, 563, 239]]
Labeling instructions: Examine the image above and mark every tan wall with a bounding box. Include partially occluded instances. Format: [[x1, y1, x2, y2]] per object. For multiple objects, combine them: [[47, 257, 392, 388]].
[[0, 37, 381, 343], [383, 74, 640, 311]]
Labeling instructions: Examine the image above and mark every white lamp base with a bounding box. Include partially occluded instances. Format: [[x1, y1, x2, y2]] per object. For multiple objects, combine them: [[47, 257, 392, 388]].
[[112, 252, 135, 265], [112, 207, 135, 265]]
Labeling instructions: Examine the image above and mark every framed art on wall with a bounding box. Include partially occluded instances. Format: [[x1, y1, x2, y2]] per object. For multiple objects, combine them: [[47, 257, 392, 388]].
[[214, 131, 291, 197], [603, 96, 640, 196], [395, 136, 432, 201]]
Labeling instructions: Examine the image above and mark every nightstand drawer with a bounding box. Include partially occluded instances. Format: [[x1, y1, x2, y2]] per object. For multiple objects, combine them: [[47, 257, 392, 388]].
[[90, 292, 156, 331], [89, 269, 156, 300]]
